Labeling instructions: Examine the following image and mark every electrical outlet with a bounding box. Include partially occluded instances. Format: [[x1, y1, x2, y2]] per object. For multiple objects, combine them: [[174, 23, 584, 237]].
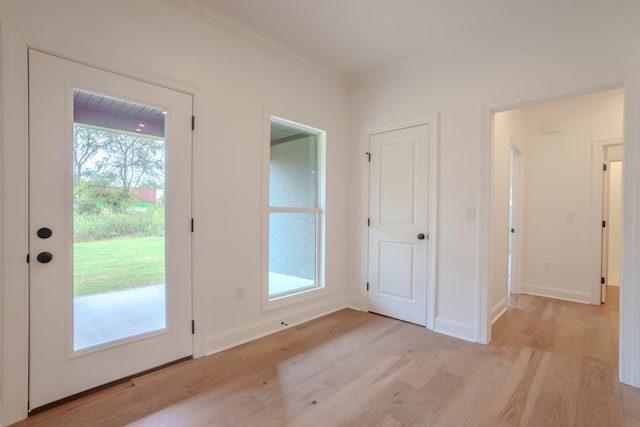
[[235, 287, 244, 302]]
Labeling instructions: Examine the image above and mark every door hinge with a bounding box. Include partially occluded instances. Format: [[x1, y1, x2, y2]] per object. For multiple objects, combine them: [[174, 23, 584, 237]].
[[366, 282, 370, 291], [365, 152, 371, 162], [191, 116, 195, 130], [603, 163, 607, 171], [602, 220, 606, 228], [367, 218, 370, 227], [191, 218, 195, 232], [510, 228, 515, 233], [191, 320, 195, 334], [26, 253, 30, 264], [601, 277, 606, 285]]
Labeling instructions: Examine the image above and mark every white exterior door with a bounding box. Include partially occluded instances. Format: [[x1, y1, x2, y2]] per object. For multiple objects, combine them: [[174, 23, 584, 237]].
[[368, 124, 429, 326], [29, 49, 193, 409]]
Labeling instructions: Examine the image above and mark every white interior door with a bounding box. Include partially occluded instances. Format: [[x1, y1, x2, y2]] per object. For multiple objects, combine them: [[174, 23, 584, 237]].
[[29, 49, 193, 410], [508, 144, 523, 298], [368, 125, 429, 326]]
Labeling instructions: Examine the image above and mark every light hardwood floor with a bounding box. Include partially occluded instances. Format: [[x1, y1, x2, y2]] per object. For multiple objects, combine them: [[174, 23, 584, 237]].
[[13, 287, 640, 426]]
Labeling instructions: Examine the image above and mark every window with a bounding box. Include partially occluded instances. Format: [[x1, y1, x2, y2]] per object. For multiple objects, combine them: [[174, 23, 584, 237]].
[[267, 116, 325, 299]]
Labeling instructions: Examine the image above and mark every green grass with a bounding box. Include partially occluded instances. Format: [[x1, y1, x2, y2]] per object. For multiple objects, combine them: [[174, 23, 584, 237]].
[[74, 236, 165, 296]]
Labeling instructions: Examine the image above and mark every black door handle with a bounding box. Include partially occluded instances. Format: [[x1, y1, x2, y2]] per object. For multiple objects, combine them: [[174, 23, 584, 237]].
[[37, 252, 53, 264], [417, 233, 425, 240], [37, 227, 53, 239]]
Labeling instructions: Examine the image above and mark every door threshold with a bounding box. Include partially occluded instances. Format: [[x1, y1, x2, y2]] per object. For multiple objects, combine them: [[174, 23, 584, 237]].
[[368, 311, 426, 327], [28, 355, 192, 415]]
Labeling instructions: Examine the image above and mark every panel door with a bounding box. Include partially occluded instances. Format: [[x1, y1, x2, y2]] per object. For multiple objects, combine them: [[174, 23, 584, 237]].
[[368, 124, 429, 325]]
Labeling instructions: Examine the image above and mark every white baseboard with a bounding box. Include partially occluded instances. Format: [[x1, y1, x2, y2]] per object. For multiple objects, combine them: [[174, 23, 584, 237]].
[[205, 296, 351, 356], [608, 263, 620, 286], [521, 284, 591, 304], [491, 297, 507, 324], [434, 317, 476, 342], [343, 295, 365, 312]]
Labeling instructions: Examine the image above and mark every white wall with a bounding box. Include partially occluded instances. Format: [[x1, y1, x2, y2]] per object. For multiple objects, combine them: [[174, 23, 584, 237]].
[[490, 109, 526, 322], [350, 0, 640, 344], [0, 21, 5, 425], [608, 160, 623, 286], [518, 90, 623, 303], [0, 0, 351, 423]]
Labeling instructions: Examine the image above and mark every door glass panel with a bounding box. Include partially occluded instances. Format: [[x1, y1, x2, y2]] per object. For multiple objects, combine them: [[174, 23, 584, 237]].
[[73, 89, 167, 351]]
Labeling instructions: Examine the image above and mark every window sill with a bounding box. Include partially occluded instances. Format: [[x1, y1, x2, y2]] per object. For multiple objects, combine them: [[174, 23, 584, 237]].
[[262, 284, 328, 312]]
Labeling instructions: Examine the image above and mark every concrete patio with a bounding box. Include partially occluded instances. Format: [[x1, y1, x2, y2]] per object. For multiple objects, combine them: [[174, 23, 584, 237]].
[[74, 284, 166, 351]]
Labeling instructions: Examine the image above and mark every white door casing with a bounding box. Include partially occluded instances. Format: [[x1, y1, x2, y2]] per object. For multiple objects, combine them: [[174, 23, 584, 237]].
[[29, 49, 193, 409], [591, 138, 623, 306], [601, 145, 623, 303], [368, 124, 429, 326]]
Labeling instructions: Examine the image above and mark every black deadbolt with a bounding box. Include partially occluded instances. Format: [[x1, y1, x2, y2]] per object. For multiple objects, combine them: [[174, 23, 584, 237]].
[[417, 233, 425, 240], [37, 227, 53, 239], [36, 252, 53, 264]]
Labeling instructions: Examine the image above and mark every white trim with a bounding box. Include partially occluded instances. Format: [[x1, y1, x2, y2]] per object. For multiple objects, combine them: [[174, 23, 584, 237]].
[[1, 29, 204, 423], [205, 296, 349, 355], [362, 113, 439, 331], [261, 110, 328, 312], [521, 284, 591, 304], [620, 74, 640, 388], [477, 104, 493, 344], [269, 206, 321, 214], [343, 295, 366, 312], [491, 297, 508, 324], [190, 85, 206, 360], [592, 138, 623, 305], [434, 317, 476, 342], [478, 83, 627, 347], [426, 115, 440, 331], [2, 25, 30, 425], [368, 114, 436, 136]]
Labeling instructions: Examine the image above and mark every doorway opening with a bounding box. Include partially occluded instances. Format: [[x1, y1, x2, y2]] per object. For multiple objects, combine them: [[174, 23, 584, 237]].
[[601, 145, 623, 305], [489, 87, 624, 327]]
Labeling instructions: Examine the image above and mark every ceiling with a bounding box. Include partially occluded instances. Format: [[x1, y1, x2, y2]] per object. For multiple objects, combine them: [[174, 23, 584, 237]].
[[74, 90, 165, 121], [184, 0, 564, 78]]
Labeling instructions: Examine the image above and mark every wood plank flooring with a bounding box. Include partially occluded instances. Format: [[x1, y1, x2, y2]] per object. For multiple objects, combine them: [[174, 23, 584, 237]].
[[13, 288, 640, 426]]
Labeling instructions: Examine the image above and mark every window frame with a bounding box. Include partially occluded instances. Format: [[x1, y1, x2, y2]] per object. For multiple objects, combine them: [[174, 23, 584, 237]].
[[262, 114, 326, 310]]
